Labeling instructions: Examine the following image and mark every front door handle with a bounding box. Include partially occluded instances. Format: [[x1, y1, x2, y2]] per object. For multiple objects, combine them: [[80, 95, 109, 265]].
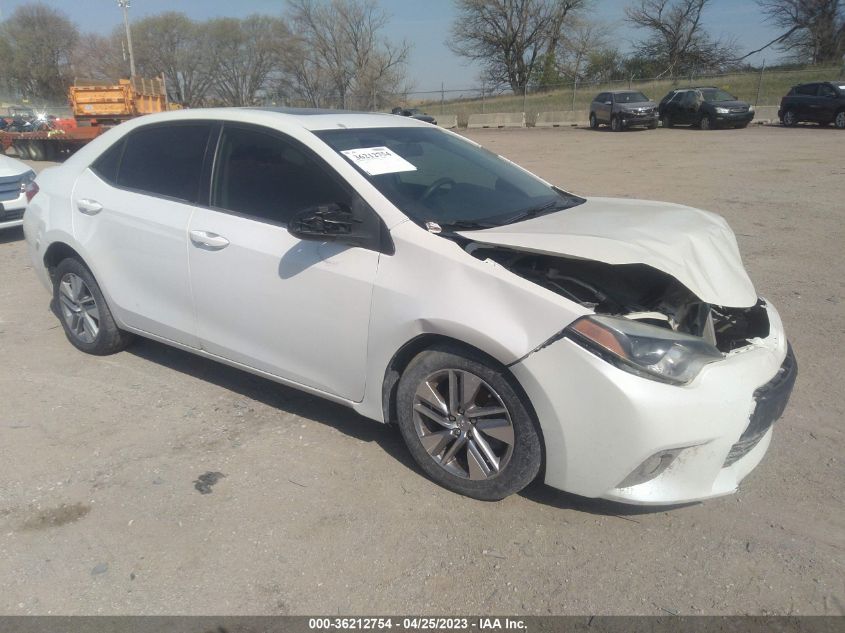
[[190, 230, 230, 250], [77, 199, 103, 215]]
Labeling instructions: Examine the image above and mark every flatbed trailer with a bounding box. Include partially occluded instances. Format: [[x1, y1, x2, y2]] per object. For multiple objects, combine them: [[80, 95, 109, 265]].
[[0, 126, 106, 161], [1, 76, 173, 161]]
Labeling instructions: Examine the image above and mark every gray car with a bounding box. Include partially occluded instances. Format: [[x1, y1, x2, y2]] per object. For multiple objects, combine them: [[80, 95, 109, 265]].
[[589, 90, 659, 131]]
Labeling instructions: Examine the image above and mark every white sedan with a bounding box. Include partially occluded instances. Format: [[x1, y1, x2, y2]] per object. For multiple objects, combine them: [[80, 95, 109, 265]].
[[23, 109, 796, 504], [0, 153, 36, 230]]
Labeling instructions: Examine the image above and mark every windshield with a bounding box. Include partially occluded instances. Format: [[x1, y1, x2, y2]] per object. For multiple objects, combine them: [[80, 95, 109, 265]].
[[315, 127, 584, 228], [615, 92, 649, 103], [701, 89, 737, 102]]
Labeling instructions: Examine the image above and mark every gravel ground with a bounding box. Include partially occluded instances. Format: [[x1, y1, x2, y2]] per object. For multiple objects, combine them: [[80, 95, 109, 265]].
[[0, 124, 843, 615]]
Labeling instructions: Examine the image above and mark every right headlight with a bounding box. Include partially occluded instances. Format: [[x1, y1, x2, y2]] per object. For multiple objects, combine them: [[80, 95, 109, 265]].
[[564, 315, 723, 385]]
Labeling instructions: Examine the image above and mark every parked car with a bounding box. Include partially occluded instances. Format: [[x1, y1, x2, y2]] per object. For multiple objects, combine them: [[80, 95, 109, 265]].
[[659, 87, 755, 129], [391, 107, 436, 124], [778, 81, 845, 128], [0, 154, 36, 231], [24, 108, 795, 504], [589, 90, 659, 131]]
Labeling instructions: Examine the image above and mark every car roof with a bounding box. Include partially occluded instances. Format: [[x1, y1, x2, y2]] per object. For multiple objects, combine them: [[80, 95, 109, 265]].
[[112, 106, 433, 132], [606, 90, 646, 94]]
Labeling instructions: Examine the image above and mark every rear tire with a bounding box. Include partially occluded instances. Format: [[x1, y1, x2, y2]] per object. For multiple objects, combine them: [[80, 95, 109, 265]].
[[396, 344, 543, 501], [835, 111, 845, 129], [52, 258, 134, 355], [13, 141, 31, 160], [782, 109, 798, 127]]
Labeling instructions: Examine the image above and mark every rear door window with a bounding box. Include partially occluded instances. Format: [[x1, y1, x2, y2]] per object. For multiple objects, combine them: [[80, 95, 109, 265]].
[[795, 84, 818, 96], [817, 84, 837, 98], [117, 123, 213, 203]]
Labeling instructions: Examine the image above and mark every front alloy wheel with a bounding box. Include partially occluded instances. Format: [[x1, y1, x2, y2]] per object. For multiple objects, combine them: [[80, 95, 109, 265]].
[[835, 111, 845, 129], [611, 116, 622, 132], [589, 113, 598, 129], [396, 345, 542, 500], [700, 115, 713, 130], [412, 369, 514, 480]]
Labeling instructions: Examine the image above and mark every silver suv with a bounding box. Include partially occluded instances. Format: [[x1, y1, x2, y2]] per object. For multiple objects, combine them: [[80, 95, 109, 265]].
[[589, 90, 659, 131]]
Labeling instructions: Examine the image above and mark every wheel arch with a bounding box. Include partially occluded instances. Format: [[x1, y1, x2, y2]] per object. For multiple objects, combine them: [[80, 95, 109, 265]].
[[380, 333, 546, 474], [43, 241, 86, 283]]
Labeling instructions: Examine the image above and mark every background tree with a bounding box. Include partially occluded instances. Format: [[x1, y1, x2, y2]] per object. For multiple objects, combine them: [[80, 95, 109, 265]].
[[450, 0, 585, 95], [751, 0, 844, 65], [204, 16, 289, 107], [0, 3, 78, 102], [625, 0, 738, 78], [130, 13, 215, 107], [286, 0, 410, 109]]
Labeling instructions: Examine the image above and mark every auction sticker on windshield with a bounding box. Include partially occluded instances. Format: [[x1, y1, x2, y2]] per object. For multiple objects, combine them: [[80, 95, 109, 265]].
[[340, 147, 417, 176]]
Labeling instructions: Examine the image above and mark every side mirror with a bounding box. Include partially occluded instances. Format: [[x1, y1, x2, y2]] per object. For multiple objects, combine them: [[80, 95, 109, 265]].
[[288, 201, 393, 254]]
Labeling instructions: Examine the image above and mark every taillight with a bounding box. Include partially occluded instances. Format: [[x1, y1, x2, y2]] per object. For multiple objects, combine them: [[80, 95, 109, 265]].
[[25, 181, 39, 203]]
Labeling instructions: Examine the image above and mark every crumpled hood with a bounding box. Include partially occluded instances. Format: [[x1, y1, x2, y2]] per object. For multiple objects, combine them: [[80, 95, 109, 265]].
[[0, 154, 30, 179], [457, 197, 757, 307]]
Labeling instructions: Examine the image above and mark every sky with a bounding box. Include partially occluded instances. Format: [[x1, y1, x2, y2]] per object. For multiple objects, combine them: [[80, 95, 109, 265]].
[[0, 0, 784, 93]]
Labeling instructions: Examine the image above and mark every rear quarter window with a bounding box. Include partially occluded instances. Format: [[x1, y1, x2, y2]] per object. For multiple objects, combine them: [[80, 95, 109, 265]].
[[91, 139, 125, 184]]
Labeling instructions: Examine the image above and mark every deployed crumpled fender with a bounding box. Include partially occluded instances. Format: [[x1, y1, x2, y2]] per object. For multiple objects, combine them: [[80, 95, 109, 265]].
[[457, 197, 757, 308]]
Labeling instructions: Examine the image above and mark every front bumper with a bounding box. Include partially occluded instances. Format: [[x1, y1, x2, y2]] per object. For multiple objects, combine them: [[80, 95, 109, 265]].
[[620, 112, 659, 127], [510, 301, 793, 505], [713, 111, 755, 126], [0, 192, 26, 230]]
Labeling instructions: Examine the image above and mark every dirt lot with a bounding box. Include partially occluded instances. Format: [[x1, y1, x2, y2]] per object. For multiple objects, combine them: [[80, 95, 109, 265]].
[[0, 124, 843, 616]]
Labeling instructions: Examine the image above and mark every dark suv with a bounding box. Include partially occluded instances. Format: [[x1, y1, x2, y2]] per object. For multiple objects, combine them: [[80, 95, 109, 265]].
[[659, 87, 754, 130], [778, 82, 845, 128]]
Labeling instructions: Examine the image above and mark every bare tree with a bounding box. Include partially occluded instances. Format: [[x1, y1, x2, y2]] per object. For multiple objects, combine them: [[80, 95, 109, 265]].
[[70, 32, 127, 83], [556, 18, 613, 81], [0, 3, 79, 102], [450, 0, 585, 95], [205, 15, 290, 106], [750, 0, 844, 65], [286, 0, 410, 109], [625, 0, 738, 77], [130, 13, 215, 107]]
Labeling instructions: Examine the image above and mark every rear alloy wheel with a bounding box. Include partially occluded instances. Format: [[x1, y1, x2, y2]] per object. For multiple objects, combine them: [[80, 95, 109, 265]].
[[699, 115, 713, 130], [53, 258, 134, 355], [396, 345, 542, 500], [835, 111, 845, 129], [782, 110, 798, 127], [611, 115, 622, 132], [589, 112, 598, 129]]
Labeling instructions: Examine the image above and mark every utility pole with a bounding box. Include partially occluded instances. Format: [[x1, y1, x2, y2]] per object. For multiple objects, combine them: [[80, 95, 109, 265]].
[[117, 0, 136, 78]]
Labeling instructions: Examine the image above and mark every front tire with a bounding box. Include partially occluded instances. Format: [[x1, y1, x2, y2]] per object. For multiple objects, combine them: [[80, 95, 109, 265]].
[[52, 258, 134, 355], [699, 114, 713, 130], [610, 115, 622, 132], [589, 112, 598, 129], [396, 344, 542, 500], [662, 114, 673, 128], [835, 111, 845, 129]]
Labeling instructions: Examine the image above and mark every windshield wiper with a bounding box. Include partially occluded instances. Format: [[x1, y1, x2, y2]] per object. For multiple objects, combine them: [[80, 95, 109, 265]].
[[496, 199, 564, 226], [428, 219, 497, 233]]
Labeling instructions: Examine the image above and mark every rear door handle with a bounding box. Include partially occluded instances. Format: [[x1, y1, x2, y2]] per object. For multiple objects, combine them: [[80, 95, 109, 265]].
[[77, 199, 103, 215], [190, 230, 230, 250]]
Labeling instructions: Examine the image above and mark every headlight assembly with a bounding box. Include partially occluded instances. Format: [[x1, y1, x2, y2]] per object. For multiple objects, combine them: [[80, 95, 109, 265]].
[[565, 315, 723, 385], [19, 170, 36, 192], [715, 107, 730, 114]]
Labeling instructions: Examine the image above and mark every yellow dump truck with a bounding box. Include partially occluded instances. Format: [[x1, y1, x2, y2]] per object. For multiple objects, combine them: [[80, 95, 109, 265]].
[[69, 77, 175, 125]]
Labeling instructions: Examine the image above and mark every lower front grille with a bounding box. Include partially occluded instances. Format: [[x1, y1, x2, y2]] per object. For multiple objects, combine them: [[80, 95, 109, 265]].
[[0, 208, 24, 222], [724, 344, 797, 467]]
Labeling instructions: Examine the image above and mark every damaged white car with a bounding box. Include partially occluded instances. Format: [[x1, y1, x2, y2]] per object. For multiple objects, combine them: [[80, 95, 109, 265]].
[[23, 109, 796, 504]]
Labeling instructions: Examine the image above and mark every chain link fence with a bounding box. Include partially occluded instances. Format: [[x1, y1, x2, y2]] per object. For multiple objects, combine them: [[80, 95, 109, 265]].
[[396, 65, 845, 126]]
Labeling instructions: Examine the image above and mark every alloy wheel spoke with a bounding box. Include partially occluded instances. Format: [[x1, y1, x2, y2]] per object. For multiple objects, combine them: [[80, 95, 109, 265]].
[[466, 405, 506, 419], [413, 403, 453, 429], [82, 311, 99, 338], [68, 274, 83, 301], [60, 279, 76, 303], [466, 440, 492, 480], [447, 370, 460, 415], [419, 430, 454, 457], [416, 380, 448, 415], [59, 294, 78, 315], [470, 427, 500, 472], [475, 418, 514, 445], [440, 433, 467, 465], [460, 372, 482, 410]]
